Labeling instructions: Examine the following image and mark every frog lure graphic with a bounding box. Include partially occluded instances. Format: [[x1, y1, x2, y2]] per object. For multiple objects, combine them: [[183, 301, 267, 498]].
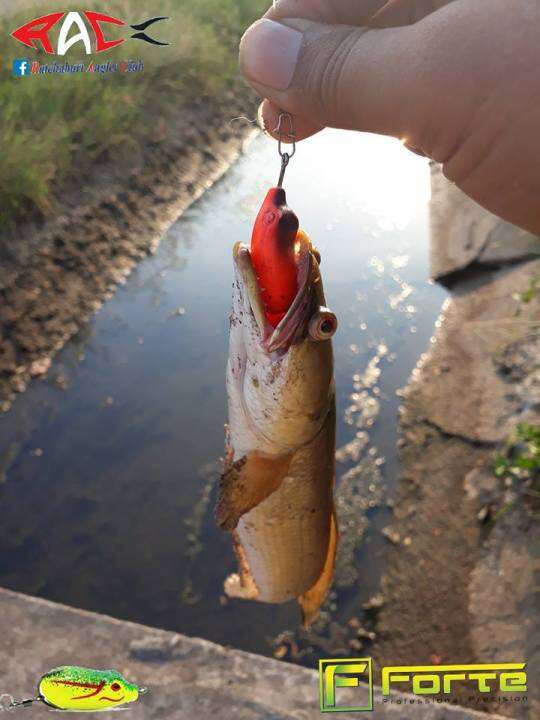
[[1, 666, 146, 712]]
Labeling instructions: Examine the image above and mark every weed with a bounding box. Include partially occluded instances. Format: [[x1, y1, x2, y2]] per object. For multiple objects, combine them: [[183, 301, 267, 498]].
[[494, 423, 540, 520]]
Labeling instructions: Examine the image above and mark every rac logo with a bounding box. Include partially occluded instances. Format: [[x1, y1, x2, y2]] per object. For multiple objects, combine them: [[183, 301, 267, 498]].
[[11, 12, 168, 56]]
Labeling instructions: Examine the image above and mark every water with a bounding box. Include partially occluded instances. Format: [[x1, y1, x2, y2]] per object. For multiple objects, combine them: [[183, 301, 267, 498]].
[[0, 130, 446, 657]]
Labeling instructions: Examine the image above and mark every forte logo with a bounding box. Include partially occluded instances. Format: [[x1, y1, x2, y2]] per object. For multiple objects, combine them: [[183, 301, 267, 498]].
[[319, 659, 527, 713], [381, 663, 528, 697], [10, 12, 169, 56], [319, 659, 374, 713]]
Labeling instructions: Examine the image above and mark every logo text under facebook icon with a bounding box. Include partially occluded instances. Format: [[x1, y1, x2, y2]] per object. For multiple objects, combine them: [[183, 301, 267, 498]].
[[12, 59, 30, 76]]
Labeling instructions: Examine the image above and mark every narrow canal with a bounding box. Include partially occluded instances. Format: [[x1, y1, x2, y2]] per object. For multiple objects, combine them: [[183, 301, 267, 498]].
[[0, 129, 447, 659]]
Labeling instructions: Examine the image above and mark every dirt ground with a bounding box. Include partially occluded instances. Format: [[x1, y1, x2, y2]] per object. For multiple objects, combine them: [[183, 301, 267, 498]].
[[372, 255, 540, 720], [0, 86, 259, 413]]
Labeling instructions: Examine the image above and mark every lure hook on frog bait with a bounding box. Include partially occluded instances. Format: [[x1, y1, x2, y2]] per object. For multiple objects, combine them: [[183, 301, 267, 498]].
[[229, 110, 296, 187], [216, 109, 339, 626], [3, 667, 147, 712], [275, 111, 296, 188]]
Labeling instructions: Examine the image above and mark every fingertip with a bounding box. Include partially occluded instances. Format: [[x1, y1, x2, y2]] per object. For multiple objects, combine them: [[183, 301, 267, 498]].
[[258, 100, 324, 142]]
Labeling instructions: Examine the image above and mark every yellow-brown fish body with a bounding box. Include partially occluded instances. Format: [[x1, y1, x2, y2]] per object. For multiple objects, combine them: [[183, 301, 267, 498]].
[[216, 196, 338, 625]]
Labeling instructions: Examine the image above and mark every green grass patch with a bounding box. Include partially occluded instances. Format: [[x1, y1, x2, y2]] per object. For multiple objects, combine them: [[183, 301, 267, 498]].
[[0, 0, 268, 225], [494, 422, 540, 484], [494, 423, 540, 520], [516, 272, 540, 306]]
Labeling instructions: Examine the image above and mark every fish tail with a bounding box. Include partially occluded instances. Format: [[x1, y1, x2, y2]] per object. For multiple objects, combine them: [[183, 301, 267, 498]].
[[297, 500, 339, 627]]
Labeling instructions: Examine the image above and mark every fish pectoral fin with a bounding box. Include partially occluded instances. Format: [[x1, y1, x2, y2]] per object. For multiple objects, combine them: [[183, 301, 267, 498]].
[[297, 503, 339, 627], [215, 451, 293, 531], [224, 572, 259, 599], [224, 530, 259, 600]]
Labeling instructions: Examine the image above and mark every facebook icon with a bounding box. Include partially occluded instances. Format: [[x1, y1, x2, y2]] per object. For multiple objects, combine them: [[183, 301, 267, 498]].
[[12, 59, 30, 77]]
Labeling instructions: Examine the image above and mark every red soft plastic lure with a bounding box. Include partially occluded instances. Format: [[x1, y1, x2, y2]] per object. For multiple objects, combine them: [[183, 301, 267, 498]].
[[250, 187, 299, 328]]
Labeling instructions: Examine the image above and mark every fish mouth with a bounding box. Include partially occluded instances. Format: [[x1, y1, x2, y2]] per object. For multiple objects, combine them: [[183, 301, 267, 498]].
[[234, 233, 315, 354], [264, 239, 314, 354]]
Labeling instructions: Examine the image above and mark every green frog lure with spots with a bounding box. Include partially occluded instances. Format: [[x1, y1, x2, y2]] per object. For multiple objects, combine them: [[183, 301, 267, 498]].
[[10, 666, 146, 712]]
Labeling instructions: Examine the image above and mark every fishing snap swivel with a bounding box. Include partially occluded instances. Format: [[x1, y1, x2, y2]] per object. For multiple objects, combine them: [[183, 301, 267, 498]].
[[228, 111, 296, 187], [10, 698, 41, 709], [275, 112, 296, 188], [0, 694, 41, 711]]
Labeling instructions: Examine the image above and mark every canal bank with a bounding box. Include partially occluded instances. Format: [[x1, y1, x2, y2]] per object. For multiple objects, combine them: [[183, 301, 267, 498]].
[[372, 166, 539, 720], [0, 86, 259, 413], [0, 587, 504, 719]]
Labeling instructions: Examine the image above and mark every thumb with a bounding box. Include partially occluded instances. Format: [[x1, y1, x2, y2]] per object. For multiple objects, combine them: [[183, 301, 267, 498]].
[[239, 18, 421, 140]]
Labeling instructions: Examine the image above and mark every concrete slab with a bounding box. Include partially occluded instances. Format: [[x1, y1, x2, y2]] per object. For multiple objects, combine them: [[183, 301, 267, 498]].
[[402, 259, 540, 443], [0, 588, 501, 719]]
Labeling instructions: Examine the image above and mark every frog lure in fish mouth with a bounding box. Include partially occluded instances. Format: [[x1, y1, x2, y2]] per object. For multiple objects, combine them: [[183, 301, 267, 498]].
[[6, 666, 146, 712], [216, 186, 339, 626]]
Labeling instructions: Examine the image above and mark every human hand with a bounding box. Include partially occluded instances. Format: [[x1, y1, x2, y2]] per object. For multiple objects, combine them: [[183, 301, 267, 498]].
[[240, 0, 540, 235]]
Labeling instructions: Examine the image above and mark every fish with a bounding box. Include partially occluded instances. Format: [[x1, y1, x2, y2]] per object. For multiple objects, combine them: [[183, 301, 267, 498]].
[[216, 186, 338, 626], [38, 666, 145, 711]]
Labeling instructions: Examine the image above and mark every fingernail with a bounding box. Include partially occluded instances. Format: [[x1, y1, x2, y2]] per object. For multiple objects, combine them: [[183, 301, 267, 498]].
[[240, 19, 302, 91]]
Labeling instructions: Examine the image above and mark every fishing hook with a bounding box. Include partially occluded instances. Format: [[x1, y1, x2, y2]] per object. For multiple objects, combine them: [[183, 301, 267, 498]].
[[275, 112, 296, 188], [229, 111, 296, 187]]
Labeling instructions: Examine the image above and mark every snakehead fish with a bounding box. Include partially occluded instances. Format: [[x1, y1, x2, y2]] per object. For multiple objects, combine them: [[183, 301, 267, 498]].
[[216, 187, 338, 625], [38, 666, 143, 711]]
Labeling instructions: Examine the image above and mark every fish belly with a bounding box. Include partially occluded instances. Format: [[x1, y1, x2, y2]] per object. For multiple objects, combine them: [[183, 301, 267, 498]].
[[234, 403, 335, 603]]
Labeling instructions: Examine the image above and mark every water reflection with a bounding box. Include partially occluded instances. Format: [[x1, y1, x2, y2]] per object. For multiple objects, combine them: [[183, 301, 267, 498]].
[[0, 130, 447, 660]]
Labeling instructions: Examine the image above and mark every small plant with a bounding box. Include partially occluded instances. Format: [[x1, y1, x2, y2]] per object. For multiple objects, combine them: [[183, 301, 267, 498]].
[[495, 423, 540, 481], [519, 274, 540, 304], [494, 423, 540, 519], [513, 271, 540, 315]]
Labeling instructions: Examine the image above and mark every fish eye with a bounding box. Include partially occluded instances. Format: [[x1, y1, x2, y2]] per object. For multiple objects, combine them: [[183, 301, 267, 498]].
[[110, 682, 121, 692], [320, 319, 334, 335], [309, 308, 338, 341]]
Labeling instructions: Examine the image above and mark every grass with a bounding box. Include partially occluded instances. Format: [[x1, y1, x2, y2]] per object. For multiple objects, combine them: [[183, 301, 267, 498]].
[[514, 271, 540, 309], [0, 0, 268, 226], [494, 423, 540, 484], [494, 423, 540, 520]]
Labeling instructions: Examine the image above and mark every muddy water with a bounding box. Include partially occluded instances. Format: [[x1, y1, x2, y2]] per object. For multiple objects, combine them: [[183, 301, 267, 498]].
[[0, 131, 446, 657]]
